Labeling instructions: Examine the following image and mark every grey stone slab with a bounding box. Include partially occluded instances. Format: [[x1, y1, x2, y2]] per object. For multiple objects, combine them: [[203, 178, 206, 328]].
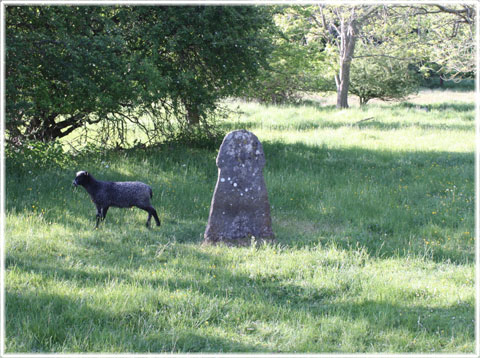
[[204, 130, 275, 246]]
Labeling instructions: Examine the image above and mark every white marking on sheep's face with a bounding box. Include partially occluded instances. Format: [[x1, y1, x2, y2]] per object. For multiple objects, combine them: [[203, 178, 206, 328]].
[[74, 171, 90, 186]]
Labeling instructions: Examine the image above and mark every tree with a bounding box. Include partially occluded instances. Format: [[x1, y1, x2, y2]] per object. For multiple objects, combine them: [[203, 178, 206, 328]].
[[282, 4, 475, 109], [5, 6, 273, 144], [346, 8, 422, 105], [309, 5, 382, 108], [122, 7, 273, 128], [243, 6, 329, 104], [405, 4, 475, 80], [349, 56, 419, 105], [6, 6, 134, 142]]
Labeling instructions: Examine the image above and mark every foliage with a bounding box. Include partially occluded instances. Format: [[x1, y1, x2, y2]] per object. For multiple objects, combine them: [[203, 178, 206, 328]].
[[421, 76, 475, 91], [5, 91, 475, 352], [266, 5, 475, 108], [5, 6, 273, 144], [349, 55, 420, 105], [6, 6, 133, 142], [164, 120, 226, 150], [243, 6, 330, 104], [6, 140, 75, 173], [412, 5, 475, 79], [120, 7, 273, 127]]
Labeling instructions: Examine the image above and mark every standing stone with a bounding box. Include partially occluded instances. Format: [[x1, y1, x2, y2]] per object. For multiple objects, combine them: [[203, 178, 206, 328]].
[[203, 130, 275, 245]]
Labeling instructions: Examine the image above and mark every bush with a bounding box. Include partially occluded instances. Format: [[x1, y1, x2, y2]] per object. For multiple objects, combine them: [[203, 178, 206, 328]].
[[6, 140, 74, 173], [6, 6, 273, 144], [165, 123, 226, 150], [242, 7, 329, 105], [349, 57, 420, 105]]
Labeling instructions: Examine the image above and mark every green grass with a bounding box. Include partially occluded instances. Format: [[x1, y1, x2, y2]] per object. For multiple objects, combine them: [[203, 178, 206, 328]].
[[5, 92, 475, 353]]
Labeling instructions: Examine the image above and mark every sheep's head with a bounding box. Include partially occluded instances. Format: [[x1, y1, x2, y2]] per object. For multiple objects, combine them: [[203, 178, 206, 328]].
[[73, 171, 90, 187]]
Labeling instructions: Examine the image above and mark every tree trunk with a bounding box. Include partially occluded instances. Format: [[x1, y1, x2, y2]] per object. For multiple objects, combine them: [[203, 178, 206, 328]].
[[182, 99, 201, 126], [186, 109, 200, 126], [24, 112, 83, 142], [335, 18, 357, 109]]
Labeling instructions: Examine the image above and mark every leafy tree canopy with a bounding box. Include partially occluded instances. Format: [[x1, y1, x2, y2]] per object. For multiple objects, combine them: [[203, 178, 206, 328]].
[[6, 6, 273, 145], [247, 4, 474, 107], [243, 6, 329, 104]]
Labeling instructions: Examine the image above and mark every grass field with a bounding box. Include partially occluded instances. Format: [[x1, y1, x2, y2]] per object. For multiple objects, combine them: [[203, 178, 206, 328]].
[[5, 90, 476, 353]]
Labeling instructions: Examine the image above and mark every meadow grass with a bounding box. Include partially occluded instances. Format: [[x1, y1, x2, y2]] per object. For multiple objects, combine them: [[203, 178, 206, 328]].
[[5, 91, 475, 353]]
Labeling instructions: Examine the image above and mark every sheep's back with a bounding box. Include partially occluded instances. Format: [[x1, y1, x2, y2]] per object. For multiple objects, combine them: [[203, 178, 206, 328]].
[[105, 181, 152, 208]]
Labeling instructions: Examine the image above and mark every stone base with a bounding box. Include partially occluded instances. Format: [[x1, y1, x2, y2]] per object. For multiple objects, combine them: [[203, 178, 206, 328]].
[[202, 235, 275, 247]]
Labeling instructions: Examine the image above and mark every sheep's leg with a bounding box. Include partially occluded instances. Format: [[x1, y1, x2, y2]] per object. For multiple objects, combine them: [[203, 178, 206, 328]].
[[151, 207, 161, 226], [95, 211, 101, 228], [140, 206, 161, 227], [146, 212, 152, 227], [102, 206, 109, 220], [95, 206, 108, 228]]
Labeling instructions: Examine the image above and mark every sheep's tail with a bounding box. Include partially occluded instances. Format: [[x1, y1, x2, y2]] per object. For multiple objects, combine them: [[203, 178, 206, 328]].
[[149, 186, 153, 199]]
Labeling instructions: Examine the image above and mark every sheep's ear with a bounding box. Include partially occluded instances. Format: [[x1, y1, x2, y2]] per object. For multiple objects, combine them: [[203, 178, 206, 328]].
[[85, 172, 89, 176]]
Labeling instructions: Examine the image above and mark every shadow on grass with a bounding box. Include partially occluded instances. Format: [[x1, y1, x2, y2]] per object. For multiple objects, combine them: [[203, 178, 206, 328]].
[[262, 141, 474, 263], [6, 139, 474, 265], [396, 102, 475, 113], [278, 100, 474, 113], [351, 121, 473, 132], [5, 123, 475, 352], [6, 244, 475, 353], [6, 289, 265, 353]]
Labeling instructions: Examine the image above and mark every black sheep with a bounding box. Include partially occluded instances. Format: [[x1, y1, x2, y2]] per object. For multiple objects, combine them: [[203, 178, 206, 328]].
[[73, 171, 161, 228]]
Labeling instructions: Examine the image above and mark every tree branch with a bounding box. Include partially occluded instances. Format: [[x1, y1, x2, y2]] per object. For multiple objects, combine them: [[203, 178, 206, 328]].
[[394, 4, 475, 24], [357, 5, 379, 23], [434, 4, 474, 24], [353, 53, 414, 61], [54, 114, 84, 129], [59, 123, 82, 138]]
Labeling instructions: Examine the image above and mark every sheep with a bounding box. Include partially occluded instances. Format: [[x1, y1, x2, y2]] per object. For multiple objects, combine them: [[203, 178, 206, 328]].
[[72, 171, 161, 228]]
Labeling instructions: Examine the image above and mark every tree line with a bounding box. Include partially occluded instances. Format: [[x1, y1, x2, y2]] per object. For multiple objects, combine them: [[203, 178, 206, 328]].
[[249, 5, 474, 106], [5, 5, 474, 146]]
